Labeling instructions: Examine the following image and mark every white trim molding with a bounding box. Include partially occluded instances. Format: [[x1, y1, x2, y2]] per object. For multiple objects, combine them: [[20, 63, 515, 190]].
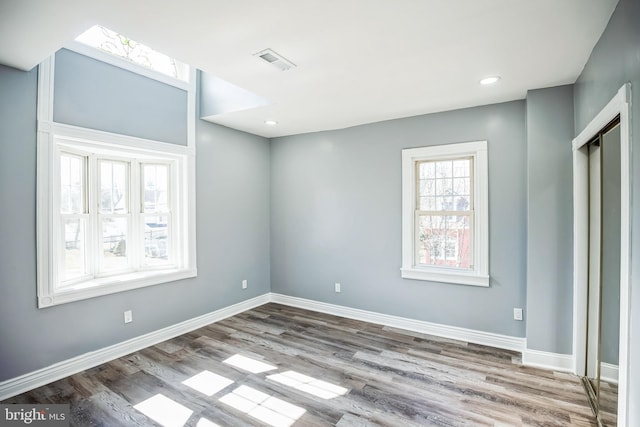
[[270, 293, 525, 352], [36, 54, 198, 308], [522, 348, 575, 373], [401, 141, 489, 287], [0, 294, 270, 401], [572, 83, 631, 427], [600, 362, 619, 385]]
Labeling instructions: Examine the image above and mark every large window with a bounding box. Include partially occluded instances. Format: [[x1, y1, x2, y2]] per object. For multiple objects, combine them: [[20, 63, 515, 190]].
[[36, 40, 196, 308], [401, 141, 489, 286], [59, 150, 177, 286], [38, 129, 196, 307]]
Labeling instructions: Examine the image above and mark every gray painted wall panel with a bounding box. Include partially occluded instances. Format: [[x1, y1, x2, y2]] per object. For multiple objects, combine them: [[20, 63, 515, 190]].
[[574, 0, 640, 423], [525, 85, 574, 354], [54, 49, 188, 145], [271, 102, 527, 337], [0, 64, 271, 382]]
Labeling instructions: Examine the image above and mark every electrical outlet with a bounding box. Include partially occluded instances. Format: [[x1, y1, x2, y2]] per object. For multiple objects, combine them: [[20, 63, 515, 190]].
[[513, 308, 523, 321], [335, 282, 341, 293], [242, 279, 248, 289], [124, 310, 133, 324]]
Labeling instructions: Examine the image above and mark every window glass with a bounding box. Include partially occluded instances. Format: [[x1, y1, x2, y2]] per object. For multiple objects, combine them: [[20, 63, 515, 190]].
[[60, 154, 85, 214], [63, 219, 86, 281], [401, 141, 488, 286], [143, 164, 169, 213], [100, 160, 129, 214], [75, 25, 187, 80]]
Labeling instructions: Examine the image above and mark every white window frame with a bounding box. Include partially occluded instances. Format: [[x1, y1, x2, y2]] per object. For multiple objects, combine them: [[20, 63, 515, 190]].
[[36, 53, 197, 308], [401, 141, 489, 286]]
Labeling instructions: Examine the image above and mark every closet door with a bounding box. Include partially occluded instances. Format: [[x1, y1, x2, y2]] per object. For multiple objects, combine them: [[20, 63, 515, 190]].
[[584, 120, 620, 427]]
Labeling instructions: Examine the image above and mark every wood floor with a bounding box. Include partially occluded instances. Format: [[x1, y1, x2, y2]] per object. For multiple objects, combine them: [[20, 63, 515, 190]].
[[3, 303, 599, 426]]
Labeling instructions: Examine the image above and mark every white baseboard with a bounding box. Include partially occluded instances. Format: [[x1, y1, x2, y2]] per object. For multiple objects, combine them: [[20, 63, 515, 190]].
[[269, 293, 526, 352], [522, 348, 574, 373], [0, 293, 270, 401], [601, 362, 619, 384], [1, 292, 560, 402]]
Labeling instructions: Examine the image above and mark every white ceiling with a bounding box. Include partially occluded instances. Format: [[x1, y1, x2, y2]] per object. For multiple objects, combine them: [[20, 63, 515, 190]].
[[0, 0, 618, 138]]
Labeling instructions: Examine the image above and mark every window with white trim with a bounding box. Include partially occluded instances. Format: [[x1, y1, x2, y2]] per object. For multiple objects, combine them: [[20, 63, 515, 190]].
[[401, 141, 489, 286], [36, 32, 197, 307], [59, 147, 177, 285], [38, 129, 197, 307]]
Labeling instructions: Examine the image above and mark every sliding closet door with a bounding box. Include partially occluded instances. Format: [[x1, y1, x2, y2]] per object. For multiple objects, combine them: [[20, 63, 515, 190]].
[[584, 120, 620, 427], [598, 122, 620, 426]]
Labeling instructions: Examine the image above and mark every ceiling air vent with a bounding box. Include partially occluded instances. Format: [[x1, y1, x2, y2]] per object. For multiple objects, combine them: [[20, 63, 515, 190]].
[[254, 48, 296, 71]]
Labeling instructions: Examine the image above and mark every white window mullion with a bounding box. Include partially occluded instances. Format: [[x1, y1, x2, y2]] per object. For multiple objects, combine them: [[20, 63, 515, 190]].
[[87, 154, 99, 278], [168, 162, 176, 267], [131, 161, 142, 269]]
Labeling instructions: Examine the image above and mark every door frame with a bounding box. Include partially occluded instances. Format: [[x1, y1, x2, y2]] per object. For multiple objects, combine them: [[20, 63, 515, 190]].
[[572, 83, 631, 426]]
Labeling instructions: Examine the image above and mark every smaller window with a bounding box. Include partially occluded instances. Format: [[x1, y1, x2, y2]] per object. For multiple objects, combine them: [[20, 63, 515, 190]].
[[401, 141, 489, 286]]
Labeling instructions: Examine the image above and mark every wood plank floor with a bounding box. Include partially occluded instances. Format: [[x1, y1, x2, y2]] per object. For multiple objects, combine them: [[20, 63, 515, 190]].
[[2, 303, 599, 426]]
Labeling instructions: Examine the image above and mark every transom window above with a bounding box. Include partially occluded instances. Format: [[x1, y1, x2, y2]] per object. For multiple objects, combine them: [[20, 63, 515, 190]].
[[75, 25, 189, 81], [401, 141, 489, 287]]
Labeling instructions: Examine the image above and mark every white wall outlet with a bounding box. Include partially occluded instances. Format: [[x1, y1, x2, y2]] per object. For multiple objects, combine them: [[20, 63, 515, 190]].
[[513, 308, 523, 321], [242, 279, 248, 289], [335, 282, 341, 293], [124, 310, 133, 324]]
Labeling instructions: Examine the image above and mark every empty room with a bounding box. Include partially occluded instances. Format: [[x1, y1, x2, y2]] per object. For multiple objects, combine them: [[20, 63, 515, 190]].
[[0, 0, 638, 426]]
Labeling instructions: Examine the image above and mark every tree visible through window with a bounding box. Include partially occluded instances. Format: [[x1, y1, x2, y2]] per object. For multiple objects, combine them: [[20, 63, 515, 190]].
[[416, 158, 473, 269], [401, 141, 489, 286], [59, 153, 175, 288], [75, 25, 188, 80]]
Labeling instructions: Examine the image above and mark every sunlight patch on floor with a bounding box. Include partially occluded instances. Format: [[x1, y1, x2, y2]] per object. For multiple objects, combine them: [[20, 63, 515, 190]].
[[223, 354, 278, 373], [182, 370, 234, 396], [219, 385, 306, 427], [268, 370, 349, 399], [134, 393, 193, 427], [195, 418, 222, 427]]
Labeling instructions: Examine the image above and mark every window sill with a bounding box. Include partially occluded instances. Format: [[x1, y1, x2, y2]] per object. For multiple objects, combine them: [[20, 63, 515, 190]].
[[400, 267, 489, 287], [38, 268, 197, 308]]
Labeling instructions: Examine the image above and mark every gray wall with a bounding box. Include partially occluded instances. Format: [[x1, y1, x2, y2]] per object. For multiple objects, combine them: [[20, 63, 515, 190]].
[[573, 0, 640, 423], [0, 63, 271, 382], [54, 49, 188, 145], [525, 85, 575, 354], [271, 101, 527, 337]]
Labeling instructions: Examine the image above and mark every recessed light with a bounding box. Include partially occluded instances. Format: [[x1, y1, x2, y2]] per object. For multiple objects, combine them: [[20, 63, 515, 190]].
[[480, 76, 501, 85], [265, 120, 278, 126]]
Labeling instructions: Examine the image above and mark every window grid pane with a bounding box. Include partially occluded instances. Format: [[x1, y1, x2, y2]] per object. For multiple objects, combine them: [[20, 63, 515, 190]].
[[143, 164, 170, 213], [62, 217, 87, 281], [416, 156, 474, 269], [417, 158, 472, 212], [417, 214, 472, 269], [60, 154, 85, 214], [100, 217, 130, 273], [100, 160, 129, 214], [143, 214, 171, 266]]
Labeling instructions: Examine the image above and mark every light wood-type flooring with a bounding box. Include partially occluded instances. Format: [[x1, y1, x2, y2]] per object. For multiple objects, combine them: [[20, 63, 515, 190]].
[[3, 303, 601, 426]]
